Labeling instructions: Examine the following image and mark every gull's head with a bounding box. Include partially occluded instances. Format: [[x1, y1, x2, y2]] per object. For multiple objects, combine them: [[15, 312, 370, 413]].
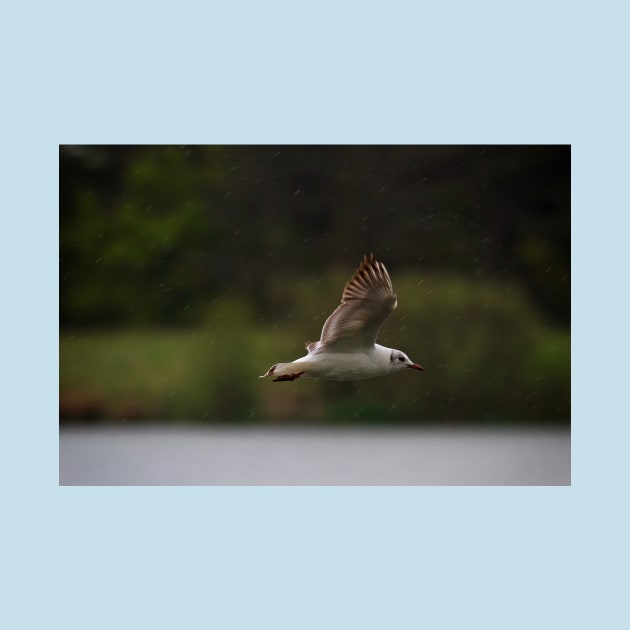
[[389, 349, 424, 373]]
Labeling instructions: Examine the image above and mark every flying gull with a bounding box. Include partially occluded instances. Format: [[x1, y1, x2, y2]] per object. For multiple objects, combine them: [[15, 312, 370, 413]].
[[260, 255, 424, 382]]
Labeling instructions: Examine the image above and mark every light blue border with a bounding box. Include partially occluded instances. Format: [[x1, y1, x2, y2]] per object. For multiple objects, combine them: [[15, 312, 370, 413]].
[[4, 1, 626, 629]]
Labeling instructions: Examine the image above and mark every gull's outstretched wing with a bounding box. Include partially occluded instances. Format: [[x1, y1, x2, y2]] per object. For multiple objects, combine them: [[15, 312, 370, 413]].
[[309, 255, 397, 353]]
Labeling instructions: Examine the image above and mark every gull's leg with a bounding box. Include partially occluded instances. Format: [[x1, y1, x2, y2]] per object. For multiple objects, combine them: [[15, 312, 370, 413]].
[[260, 362, 308, 381], [273, 371, 305, 382]]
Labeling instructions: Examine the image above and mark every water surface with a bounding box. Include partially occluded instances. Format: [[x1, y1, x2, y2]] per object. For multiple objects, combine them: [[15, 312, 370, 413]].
[[59, 425, 570, 486]]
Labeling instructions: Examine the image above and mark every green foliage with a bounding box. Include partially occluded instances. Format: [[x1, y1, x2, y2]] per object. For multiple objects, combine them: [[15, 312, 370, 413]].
[[61, 147, 218, 324], [60, 145, 570, 326], [60, 275, 570, 424], [59, 145, 570, 423]]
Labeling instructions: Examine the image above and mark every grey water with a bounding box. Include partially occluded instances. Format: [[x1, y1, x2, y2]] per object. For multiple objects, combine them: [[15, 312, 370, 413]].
[[59, 425, 570, 485]]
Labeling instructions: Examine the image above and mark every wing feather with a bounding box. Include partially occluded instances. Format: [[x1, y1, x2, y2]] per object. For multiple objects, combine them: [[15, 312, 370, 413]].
[[313, 255, 397, 352]]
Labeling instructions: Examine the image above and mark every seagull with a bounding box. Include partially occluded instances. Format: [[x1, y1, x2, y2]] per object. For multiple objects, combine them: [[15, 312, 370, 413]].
[[260, 255, 424, 382]]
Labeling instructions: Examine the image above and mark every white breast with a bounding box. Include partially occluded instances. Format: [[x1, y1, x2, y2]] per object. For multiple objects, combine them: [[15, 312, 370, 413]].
[[294, 344, 392, 381]]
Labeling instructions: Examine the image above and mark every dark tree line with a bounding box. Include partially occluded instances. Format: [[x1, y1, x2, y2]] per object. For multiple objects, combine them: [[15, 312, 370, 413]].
[[60, 145, 570, 327]]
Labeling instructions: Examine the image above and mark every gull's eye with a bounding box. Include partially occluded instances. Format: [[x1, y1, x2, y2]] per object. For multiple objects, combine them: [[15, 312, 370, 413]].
[[398, 356, 405, 362]]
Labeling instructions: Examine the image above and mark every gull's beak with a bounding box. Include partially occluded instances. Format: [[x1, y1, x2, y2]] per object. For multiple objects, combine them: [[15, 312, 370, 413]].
[[408, 362, 425, 371]]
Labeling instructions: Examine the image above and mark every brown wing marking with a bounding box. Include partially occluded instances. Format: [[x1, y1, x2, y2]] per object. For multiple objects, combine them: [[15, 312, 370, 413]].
[[317, 254, 397, 351]]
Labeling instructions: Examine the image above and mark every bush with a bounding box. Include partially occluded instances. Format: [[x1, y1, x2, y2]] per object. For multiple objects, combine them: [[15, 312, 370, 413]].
[[60, 273, 569, 424]]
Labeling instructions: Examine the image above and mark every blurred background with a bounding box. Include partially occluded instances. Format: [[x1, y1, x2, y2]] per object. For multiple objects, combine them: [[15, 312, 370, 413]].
[[60, 145, 570, 428]]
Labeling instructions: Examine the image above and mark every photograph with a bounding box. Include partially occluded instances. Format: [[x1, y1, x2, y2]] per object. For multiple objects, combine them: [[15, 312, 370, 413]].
[[10, 4, 627, 628], [59, 144, 570, 485]]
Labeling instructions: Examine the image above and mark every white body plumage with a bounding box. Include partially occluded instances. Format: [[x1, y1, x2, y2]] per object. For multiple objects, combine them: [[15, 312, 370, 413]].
[[272, 344, 413, 381], [260, 255, 424, 382]]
